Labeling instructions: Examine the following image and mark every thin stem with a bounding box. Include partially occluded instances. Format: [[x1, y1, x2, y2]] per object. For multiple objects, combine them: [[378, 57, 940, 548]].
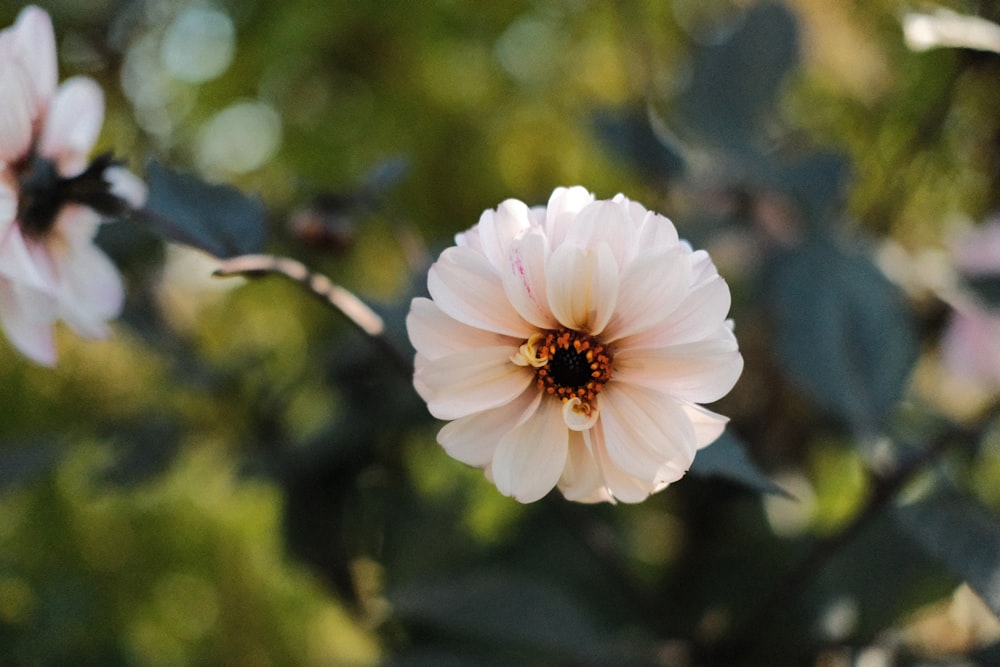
[[213, 254, 412, 375]]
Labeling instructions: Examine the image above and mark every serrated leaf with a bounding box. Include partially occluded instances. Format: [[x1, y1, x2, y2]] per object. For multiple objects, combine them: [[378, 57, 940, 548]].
[[689, 431, 790, 497], [141, 160, 268, 258], [895, 490, 1000, 616], [765, 238, 918, 434]]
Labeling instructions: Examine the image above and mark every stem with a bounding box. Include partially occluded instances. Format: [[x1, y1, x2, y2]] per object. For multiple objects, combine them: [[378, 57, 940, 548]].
[[213, 254, 412, 375]]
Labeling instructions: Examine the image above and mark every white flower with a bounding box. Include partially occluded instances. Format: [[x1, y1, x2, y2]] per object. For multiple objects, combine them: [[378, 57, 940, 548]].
[[0, 6, 146, 365], [407, 186, 744, 503]]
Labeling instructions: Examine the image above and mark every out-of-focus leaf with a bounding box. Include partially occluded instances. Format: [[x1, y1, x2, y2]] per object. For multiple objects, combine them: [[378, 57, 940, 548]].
[[689, 431, 790, 497], [895, 490, 1000, 616], [0, 441, 64, 491], [99, 419, 183, 486], [142, 160, 268, 258], [592, 107, 685, 180], [965, 275, 1000, 309], [777, 151, 852, 227], [389, 570, 607, 659], [764, 238, 918, 434], [675, 3, 800, 150]]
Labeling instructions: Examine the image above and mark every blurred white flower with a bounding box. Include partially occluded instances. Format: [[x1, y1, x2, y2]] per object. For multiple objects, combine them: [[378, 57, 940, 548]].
[[407, 186, 743, 503], [0, 6, 145, 365]]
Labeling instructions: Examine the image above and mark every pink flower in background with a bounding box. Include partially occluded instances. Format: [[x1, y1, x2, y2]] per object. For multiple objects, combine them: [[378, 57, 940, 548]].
[[0, 6, 145, 365], [941, 218, 1000, 391], [407, 186, 743, 503]]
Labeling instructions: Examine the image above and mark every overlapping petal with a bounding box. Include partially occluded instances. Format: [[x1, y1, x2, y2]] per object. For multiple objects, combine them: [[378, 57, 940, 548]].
[[410, 186, 742, 504], [40, 77, 104, 175]]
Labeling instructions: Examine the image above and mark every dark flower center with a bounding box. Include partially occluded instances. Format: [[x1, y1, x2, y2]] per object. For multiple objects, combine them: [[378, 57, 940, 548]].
[[533, 328, 612, 405], [17, 152, 130, 239]]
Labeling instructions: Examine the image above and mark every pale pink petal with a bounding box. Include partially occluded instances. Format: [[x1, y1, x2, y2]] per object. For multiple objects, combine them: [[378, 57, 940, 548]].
[[40, 77, 104, 176], [105, 166, 148, 209], [544, 186, 594, 248], [558, 430, 613, 503], [475, 198, 532, 269], [618, 275, 732, 350], [11, 6, 57, 112], [637, 210, 680, 250], [492, 397, 568, 502], [427, 246, 534, 338], [437, 387, 541, 467], [501, 229, 557, 330], [546, 242, 619, 335], [682, 403, 730, 449], [951, 219, 1000, 276], [564, 200, 639, 267], [585, 426, 658, 503], [0, 181, 19, 236], [0, 279, 57, 365], [613, 331, 743, 403], [0, 62, 35, 163], [0, 220, 56, 293], [598, 382, 696, 481], [51, 229, 125, 337], [416, 345, 534, 420], [406, 297, 519, 361], [601, 246, 691, 342]]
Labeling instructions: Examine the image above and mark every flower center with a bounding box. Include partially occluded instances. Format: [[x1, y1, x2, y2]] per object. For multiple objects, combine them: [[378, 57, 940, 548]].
[[530, 328, 612, 406]]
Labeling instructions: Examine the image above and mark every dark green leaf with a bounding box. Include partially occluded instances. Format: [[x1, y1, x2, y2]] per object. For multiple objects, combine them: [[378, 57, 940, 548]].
[[764, 238, 918, 434], [675, 3, 800, 150], [141, 160, 268, 258], [592, 107, 685, 180], [895, 490, 1000, 616], [965, 275, 1000, 310], [689, 431, 790, 497], [390, 570, 607, 658]]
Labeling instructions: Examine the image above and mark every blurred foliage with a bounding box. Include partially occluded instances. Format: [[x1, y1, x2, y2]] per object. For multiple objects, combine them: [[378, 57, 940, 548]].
[[3, 0, 1000, 665]]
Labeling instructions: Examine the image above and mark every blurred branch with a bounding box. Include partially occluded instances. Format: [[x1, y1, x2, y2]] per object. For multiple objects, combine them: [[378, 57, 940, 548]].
[[717, 405, 999, 659], [214, 254, 412, 375]]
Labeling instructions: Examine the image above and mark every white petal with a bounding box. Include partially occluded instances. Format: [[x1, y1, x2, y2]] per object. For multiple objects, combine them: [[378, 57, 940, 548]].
[[598, 382, 696, 481], [0, 62, 35, 163], [501, 229, 557, 330], [565, 200, 639, 267], [683, 403, 729, 449], [544, 186, 594, 248], [546, 241, 619, 335], [613, 332, 744, 403], [416, 345, 533, 420], [558, 430, 613, 503], [40, 77, 105, 176], [0, 279, 57, 365], [619, 274, 732, 349], [51, 220, 124, 337], [406, 297, 519, 361], [437, 386, 540, 467], [585, 425, 658, 503], [0, 218, 56, 293], [12, 6, 57, 112], [601, 246, 691, 342], [476, 198, 531, 269], [105, 167, 148, 209], [492, 397, 568, 503], [637, 210, 680, 249], [427, 246, 534, 338]]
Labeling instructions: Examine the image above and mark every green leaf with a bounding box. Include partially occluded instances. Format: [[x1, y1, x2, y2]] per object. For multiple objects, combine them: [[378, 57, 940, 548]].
[[141, 160, 268, 258], [675, 3, 800, 151], [689, 432, 790, 497], [895, 490, 1000, 616], [764, 238, 918, 434], [965, 275, 1000, 310]]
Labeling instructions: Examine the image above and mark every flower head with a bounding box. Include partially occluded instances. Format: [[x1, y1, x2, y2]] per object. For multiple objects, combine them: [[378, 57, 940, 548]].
[[0, 6, 145, 365], [407, 186, 743, 503]]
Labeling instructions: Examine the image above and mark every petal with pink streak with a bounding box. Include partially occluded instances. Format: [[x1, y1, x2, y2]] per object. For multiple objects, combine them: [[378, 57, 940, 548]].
[[501, 229, 557, 330], [427, 246, 534, 338]]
